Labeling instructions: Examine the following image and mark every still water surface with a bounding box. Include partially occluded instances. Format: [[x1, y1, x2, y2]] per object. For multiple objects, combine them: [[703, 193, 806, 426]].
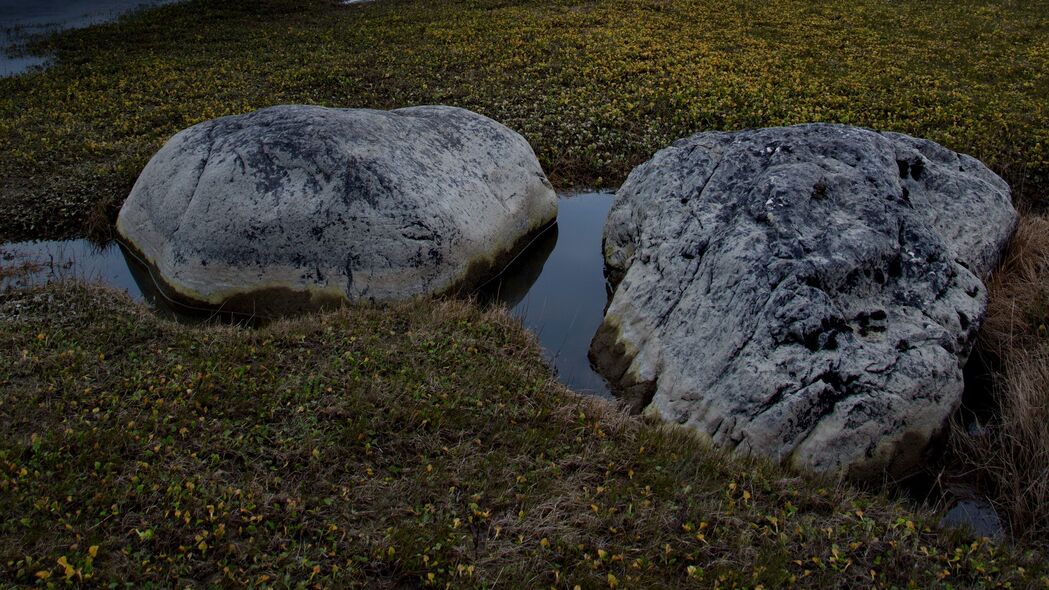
[[479, 192, 613, 396], [0, 0, 179, 77], [0, 193, 615, 396]]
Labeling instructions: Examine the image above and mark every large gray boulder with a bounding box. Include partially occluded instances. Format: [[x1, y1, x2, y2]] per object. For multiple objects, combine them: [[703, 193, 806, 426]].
[[590, 124, 1017, 480], [117, 105, 557, 313]]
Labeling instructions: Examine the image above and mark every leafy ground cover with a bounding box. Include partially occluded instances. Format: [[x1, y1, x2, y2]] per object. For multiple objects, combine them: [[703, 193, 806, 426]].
[[1, 283, 1047, 588], [0, 0, 1047, 240]]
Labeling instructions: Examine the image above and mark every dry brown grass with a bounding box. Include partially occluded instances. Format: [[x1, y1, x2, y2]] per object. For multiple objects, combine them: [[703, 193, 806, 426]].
[[0, 248, 43, 282], [982, 214, 1049, 353], [954, 212, 1049, 541]]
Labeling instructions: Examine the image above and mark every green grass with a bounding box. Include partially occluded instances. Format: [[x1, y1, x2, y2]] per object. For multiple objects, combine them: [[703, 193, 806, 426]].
[[0, 0, 1047, 240], [1, 283, 1046, 587]]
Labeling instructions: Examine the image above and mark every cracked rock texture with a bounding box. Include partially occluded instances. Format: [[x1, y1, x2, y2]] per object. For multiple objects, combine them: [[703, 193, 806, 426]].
[[590, 124, 1017, 480], [117, 105, 557, 313]]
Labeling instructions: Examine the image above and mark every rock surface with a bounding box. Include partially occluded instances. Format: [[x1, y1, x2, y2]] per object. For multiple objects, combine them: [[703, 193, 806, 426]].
[[117, 105, 557, 313], [590, 124, 1017, 480]]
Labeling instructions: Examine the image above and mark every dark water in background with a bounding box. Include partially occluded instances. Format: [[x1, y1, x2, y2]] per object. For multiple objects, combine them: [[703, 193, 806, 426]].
[[0, 192, 615, 396], [0, 235, 196, 320], [0, 238, 142, 295], [0, 0, 179, 77]]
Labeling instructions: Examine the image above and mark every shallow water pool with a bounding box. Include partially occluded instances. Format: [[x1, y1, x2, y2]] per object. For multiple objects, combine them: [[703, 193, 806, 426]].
[[477, 192, 614, 397]]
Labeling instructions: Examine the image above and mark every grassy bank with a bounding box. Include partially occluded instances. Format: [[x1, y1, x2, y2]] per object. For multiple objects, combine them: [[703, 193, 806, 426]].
[[1, 283, 1046, 587], [0, 0, 1047, 240]]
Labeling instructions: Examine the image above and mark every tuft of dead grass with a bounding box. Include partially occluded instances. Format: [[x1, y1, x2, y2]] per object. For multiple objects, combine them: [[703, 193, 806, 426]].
[[0, 248, 43, 283], [981, 214, 1049, 354], [953, 212, 1049, 541]]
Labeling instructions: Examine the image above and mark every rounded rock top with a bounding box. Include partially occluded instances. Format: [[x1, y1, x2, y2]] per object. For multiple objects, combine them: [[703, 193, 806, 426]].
[[116, 105, 557, 314]]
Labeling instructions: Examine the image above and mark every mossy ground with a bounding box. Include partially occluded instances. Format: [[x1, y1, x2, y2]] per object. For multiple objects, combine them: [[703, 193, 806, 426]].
[[0, 0, 1047, 240], [1, 284, 1046, 588]]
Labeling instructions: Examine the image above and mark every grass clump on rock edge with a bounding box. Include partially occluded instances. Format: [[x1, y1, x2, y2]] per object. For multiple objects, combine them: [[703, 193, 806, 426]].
[[1, 284, 1047, 587]]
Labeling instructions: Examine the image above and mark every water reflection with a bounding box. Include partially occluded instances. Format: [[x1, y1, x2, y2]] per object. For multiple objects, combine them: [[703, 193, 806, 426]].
[[476, 223, 558, 310], [0, 238, 229, 323], [1, 238, 142, 296], [477, 192, 614, 397]]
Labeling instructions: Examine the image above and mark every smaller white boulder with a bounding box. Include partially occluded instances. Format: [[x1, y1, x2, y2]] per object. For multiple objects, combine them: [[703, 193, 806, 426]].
[[117, 105, 557, 313]]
